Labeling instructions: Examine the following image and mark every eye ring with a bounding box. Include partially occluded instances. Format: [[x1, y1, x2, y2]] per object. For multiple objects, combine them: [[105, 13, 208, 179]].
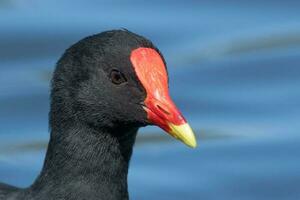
[[109, 69, 127, 85]]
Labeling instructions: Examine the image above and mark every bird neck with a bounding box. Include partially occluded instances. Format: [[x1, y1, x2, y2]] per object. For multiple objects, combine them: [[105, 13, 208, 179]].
[[30, 123, 138, 200]]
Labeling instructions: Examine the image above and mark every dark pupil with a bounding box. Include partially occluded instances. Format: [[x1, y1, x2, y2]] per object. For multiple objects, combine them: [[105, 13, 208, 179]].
[[111, 71, 124, 84], [114, 73, 121, 82]]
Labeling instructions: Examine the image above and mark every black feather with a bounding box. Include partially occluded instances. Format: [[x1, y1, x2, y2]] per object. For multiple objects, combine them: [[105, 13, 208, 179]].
[[0, 30, 167, 200]]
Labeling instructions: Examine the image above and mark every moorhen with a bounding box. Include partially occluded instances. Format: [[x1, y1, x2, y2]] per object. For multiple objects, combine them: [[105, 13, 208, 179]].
[[0, 30, 196, 200]]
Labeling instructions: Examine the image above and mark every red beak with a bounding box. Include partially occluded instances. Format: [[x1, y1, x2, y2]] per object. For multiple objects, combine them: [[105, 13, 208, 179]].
[[130, 48, 197, 148]]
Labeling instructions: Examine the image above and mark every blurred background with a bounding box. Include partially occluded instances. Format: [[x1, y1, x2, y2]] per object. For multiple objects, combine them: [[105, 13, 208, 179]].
[[0, 0, 300, 199]]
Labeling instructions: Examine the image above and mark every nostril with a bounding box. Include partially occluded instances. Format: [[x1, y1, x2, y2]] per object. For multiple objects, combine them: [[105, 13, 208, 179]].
[[157, 104, 170, 115]]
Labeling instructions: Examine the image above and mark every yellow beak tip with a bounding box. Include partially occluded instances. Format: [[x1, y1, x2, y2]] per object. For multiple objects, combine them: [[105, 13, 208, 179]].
[[187, 141, 197, 148], [168, 123, 197, 149]]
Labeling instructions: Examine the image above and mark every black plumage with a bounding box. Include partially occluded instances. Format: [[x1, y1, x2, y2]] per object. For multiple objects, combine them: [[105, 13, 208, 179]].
[[0, 30, 165, 200]]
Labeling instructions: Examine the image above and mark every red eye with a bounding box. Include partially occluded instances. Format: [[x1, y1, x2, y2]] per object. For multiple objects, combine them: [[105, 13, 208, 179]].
[[110, 69, 127, 85]]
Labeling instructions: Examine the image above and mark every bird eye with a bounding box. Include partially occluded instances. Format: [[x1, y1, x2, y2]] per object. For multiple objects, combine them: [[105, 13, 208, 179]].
[[110, 69, 127, 85]]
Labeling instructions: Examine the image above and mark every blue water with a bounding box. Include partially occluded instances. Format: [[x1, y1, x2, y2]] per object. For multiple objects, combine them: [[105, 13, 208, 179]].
[[0, 0, 300, 199]]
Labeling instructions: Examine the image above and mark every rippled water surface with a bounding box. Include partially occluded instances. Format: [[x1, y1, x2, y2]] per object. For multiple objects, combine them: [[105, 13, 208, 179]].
[[0, 1, 300, 199]]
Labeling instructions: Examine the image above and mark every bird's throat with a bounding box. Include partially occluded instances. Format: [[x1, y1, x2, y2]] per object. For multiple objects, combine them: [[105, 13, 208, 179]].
[[30, 124, 138, 200]]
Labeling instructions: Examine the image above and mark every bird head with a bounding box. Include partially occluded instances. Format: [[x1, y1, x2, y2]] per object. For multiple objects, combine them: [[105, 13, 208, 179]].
[[51, 30, 197, 148]]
